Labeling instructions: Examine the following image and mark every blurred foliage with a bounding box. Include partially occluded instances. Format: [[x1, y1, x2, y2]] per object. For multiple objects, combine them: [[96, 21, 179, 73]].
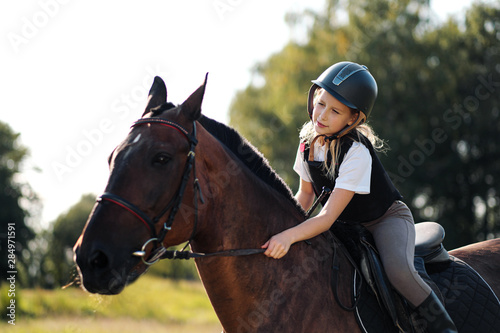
[[229, 0, 500, 248], [40, 194, 96, 288], [0, 275, 218, 332], [0, 121, 38, 286]]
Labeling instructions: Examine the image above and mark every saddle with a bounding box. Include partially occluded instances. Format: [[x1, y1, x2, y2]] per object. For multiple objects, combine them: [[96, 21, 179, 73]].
[[329, 221, 500, 333]]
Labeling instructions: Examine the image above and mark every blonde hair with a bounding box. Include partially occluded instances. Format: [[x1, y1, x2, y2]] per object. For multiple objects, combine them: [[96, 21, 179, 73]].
[[300, 89, 385, 179]]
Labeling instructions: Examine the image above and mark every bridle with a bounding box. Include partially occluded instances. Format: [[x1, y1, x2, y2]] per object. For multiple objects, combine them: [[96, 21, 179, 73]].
[[97, 116, 264, 266], [98, 117, 202, 265]]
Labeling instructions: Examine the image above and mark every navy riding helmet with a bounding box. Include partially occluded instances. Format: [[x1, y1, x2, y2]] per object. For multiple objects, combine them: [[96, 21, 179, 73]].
[[307, 62, 378, 136]]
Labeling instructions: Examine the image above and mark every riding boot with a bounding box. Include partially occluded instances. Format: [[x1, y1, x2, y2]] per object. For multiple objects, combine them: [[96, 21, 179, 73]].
[[413, 291, 457, 333]]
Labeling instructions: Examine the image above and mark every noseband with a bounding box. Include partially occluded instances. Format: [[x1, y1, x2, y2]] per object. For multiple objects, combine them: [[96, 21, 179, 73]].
[[98, 117, 203, 265]]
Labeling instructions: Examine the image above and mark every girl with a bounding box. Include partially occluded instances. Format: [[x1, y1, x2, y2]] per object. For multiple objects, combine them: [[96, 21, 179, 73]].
[[262, 62, 456, 333]]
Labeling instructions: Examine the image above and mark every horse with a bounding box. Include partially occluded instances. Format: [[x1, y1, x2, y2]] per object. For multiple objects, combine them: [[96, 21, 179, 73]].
[[74, 75, 500, 332], [449, 238, 500, 296]]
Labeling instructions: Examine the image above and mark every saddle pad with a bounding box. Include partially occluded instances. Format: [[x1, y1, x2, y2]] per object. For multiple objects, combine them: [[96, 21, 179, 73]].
[[427, 255, 500, 333]]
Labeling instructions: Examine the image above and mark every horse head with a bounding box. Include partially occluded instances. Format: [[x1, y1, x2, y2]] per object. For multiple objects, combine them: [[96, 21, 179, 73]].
[[74, 75, 207, 294]]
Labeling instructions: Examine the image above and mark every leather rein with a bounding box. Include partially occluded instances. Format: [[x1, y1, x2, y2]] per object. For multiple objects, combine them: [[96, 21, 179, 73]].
[[97, 117, 264, 266]]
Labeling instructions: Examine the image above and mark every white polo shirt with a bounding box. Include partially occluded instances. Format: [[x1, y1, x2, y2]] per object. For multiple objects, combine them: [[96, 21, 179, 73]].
[[293, 141, 372, 195]]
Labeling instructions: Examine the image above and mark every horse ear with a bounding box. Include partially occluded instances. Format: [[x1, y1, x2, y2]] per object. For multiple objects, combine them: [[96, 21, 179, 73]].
[[181, 73, 208, 121], [143, 76, 167, 116]]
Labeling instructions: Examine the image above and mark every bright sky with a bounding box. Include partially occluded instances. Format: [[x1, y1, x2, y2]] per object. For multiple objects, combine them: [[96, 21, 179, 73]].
[[1, 0, 475, 229]]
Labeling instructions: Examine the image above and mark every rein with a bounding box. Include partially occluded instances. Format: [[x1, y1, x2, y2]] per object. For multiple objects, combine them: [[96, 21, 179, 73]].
[[97, 117, 264, 265]]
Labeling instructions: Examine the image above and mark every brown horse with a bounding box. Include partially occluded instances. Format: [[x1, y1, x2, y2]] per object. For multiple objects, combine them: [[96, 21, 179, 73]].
[[74, 76, 500, 332], [449, 239, 500, 296]]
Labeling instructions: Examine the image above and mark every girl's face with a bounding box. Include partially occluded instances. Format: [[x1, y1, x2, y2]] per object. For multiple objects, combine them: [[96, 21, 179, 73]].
[[312, 89, 358, 136]]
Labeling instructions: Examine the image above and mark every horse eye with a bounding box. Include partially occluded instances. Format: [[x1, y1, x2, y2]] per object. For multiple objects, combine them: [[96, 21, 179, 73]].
[[152, 153, 171, 166]]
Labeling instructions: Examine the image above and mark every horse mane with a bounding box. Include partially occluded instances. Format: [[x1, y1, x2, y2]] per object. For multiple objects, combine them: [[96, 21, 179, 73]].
[[198, 115, 304, 213], [149, 103, 303, 213]]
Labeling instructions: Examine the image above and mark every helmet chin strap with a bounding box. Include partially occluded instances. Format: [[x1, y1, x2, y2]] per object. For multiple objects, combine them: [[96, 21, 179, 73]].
[[308, 112, 366, 162], [337, 111, 366, 138]]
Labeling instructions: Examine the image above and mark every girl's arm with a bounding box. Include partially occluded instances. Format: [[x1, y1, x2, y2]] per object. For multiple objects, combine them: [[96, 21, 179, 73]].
[[262, 188, 355, 259], [295, 178, 315, 211]]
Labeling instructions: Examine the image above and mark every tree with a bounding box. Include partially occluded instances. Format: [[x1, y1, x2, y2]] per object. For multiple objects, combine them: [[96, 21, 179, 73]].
[[229, 0, 500, 248], [43, 194, 96, 287], [0, 121, 37, 286]]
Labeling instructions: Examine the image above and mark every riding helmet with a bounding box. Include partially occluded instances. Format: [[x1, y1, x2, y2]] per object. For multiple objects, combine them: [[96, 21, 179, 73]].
[[307, 61, 378, 121]]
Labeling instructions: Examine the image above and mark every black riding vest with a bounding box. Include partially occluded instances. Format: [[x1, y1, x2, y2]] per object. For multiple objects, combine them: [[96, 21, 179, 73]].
[[302, 133, 402, 223]]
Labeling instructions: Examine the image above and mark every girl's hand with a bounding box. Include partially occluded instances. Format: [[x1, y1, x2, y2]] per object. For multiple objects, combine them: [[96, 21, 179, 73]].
[[262, 232, 292, 259]]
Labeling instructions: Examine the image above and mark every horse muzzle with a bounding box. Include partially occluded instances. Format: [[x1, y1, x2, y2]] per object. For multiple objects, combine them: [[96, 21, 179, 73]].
[[74, 241, 143, 295]]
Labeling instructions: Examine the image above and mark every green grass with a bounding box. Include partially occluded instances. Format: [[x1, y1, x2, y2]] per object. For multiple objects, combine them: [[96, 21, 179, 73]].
[[1, 275, 221, 332], [3, 318, 222, 333]]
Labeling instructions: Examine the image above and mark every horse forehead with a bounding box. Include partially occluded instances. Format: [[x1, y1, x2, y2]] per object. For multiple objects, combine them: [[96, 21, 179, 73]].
[[119, 125, 188, 157], [119, 133, 143, 160]]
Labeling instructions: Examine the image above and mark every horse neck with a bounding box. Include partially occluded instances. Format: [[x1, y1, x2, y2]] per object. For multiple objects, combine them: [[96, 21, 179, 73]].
[[187, 131, 348, 331], [191, 131, 304, 252]]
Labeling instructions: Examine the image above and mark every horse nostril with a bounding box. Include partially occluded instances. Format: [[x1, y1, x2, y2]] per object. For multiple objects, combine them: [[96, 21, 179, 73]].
[[89, 250, 109, 270]]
